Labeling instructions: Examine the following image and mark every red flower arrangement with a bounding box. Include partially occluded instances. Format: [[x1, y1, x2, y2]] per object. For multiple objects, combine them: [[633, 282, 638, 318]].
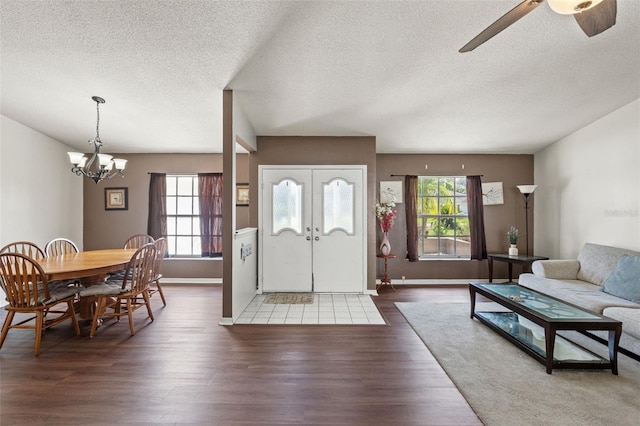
[[375, 201, 397, 232]]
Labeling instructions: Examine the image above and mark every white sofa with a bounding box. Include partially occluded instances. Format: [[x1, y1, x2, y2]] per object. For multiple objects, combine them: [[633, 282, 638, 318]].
[[518, 243, 640, 359]]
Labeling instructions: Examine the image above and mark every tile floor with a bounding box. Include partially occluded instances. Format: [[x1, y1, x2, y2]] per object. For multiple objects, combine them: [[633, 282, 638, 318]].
[[235, 293, 386, 325]]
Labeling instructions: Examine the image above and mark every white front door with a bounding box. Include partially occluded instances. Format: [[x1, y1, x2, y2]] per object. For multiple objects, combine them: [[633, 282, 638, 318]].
[[260, 166, 366, 293]]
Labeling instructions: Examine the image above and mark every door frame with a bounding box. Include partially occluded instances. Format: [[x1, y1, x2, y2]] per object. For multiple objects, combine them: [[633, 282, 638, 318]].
[[258, 165, 368, 294]]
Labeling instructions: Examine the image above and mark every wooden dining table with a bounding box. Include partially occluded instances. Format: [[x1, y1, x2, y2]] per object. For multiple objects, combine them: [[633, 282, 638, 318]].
[[37, 249, 137, 319]]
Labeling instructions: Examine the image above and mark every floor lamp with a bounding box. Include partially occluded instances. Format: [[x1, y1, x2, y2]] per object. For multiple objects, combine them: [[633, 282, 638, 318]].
[[517, 185, 537, 257]]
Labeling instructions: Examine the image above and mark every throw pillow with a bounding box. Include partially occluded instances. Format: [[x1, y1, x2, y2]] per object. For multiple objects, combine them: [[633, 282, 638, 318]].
[[602, 255, 640, 303]]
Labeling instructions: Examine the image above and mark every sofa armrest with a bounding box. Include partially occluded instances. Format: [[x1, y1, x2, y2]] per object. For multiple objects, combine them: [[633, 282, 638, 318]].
[[531, 260, 580, 280]]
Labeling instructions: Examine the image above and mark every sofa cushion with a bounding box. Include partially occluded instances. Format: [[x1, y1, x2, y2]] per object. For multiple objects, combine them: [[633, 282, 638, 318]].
[[602, 255, 640, 303], [531, 260, 579, 280], [602, 307, 640, 340], [576, 243, 640, 286], [519, 273, 640, 313]]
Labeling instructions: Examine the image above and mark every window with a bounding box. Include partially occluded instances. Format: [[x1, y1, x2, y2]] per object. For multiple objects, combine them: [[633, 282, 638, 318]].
[[166, 175, 201, 256], [417, 176, 470, 259]]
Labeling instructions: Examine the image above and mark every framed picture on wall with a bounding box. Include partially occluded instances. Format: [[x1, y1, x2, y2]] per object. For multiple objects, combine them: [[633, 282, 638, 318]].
[[481, 182, 504, 205], [236, 183, 249, 206], [105, 187, 128, 210], [380, 180, 403, 203]]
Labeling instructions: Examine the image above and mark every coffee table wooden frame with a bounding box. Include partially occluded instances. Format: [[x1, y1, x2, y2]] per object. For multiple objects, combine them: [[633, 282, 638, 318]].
[[469, 282, 622, 374]]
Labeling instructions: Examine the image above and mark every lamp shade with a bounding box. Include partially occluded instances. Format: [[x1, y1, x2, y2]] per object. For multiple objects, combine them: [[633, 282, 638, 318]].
[[547, 0, 602, 15], [517, 185, 538, 195], [67, 152, 85, 165], [97, 153, 113, 167], [113, 158, 127, 170]]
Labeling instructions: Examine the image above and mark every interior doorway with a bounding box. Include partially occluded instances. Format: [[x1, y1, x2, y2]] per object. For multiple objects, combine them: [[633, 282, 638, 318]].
[[259, 165, 366, 293]]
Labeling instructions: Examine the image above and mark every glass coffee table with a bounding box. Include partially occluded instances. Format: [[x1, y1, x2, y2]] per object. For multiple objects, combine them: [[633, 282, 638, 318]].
[[469, 282, 622, 374]]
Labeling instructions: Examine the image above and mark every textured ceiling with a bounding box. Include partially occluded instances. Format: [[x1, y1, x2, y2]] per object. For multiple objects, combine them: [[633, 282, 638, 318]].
[[1, 0, 639, 154]]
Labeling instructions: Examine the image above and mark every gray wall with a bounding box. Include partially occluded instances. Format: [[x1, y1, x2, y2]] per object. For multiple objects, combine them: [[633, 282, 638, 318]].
[[0, 115, 83, 249], [376, 154, 534, 281], [82, 153, 250, 279], [535, 99, 640, 258]]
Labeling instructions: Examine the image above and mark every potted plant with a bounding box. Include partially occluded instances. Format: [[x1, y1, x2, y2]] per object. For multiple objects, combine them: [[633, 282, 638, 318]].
[[507, 226, 520, 256]]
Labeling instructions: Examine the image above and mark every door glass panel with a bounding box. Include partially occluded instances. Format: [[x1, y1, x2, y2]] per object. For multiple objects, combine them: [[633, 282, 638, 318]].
[[272, 179, 303, 235], [323, 178, 354, 235]]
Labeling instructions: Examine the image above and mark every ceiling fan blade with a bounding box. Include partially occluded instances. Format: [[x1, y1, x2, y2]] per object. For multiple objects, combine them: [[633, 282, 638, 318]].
[[459, 0, 544, 53], [574, 0, 616, 37]]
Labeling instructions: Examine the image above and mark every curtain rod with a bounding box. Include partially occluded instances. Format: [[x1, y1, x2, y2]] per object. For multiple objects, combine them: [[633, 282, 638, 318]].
[[147, 172, 221, 175], [390, 174, 484, 177]]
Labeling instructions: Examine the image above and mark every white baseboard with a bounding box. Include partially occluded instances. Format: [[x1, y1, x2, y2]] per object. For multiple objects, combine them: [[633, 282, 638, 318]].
[[161, 278, 222, 285], [160, 278, 493, 286], [219, 317, 233, 326], [378, 278, 492, 285]]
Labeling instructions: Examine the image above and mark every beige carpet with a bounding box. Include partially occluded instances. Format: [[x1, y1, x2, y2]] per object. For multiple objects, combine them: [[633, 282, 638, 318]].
[[263, 293, 314, 304], [395, 301, 640, 426]]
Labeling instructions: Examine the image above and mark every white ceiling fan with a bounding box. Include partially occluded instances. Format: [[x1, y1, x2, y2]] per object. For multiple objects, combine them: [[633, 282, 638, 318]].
[[459, 0, 617, 52]]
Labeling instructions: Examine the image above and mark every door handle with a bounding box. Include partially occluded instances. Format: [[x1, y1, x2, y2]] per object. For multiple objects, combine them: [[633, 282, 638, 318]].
[[315, 236, 320, 241], [306, 236, 311, 241]]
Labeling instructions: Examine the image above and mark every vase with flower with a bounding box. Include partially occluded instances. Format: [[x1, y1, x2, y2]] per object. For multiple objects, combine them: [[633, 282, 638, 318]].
[[507, 226, 520, 256], [375, 201, 396, 255]]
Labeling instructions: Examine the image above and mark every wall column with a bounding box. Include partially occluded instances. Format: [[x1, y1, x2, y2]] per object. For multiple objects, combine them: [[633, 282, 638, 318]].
[[222, 90, 235, 320]]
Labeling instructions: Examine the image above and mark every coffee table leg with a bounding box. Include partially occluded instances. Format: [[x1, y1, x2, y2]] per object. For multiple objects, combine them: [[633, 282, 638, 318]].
[[488, 258, 493, 283], [609, 325, 622, 375], [469, 286, 476, 319], [545, 326, 556, 374]]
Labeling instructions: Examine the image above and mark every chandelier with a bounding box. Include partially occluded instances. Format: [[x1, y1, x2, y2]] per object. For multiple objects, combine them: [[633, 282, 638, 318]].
[[67, 96, 127, 184]]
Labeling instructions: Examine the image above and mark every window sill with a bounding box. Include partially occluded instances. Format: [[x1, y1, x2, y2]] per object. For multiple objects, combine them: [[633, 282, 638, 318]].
[[166, 257, 223, 261], [419, 257, 471, 261]]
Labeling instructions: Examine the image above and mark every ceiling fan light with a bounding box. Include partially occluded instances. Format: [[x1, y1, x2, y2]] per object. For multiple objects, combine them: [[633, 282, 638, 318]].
[[547, 0, 603, 15]]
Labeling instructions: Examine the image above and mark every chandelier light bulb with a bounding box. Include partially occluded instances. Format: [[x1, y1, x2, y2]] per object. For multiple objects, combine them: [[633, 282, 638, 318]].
[[547, 0, 603, 15]]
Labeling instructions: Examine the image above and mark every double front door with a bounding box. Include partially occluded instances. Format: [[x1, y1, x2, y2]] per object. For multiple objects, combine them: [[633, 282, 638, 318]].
[[259, 166, 366, 293]]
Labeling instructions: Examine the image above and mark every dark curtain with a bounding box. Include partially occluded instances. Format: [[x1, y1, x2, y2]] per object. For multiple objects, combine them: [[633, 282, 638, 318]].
[[198, 173, 223, 258], [466, 175, 487, 260], [147, 173, 167, 240], [405, 175, 419, 262]]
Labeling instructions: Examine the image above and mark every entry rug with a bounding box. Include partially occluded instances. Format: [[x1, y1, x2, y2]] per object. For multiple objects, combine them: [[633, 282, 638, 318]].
[[264, 293, 314, 304], [395, 301, 640, 426]]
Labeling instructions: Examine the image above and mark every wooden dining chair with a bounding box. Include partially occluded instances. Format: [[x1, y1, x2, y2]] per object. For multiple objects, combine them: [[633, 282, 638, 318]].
[[0, 241, 46, 260], [123, 234, 155, 249], [45, 238, 79, 257], [0, 253, 81, 356], [80, 243, 157, 337], [44, 238, 82, 287], [109, 234, 155, 281], [149, 237, 167, 306]]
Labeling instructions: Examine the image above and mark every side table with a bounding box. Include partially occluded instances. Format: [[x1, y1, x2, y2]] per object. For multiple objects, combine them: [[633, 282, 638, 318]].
[[376, 253, 396, 291], [487, 253, 549, 283]]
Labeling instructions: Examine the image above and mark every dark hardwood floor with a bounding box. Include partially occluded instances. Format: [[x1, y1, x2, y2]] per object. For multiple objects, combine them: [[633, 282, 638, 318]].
[[0, 285, 482, 425]]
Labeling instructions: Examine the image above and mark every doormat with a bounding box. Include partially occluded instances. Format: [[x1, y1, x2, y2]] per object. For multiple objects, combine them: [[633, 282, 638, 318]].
[[264, 293, 314, 304]]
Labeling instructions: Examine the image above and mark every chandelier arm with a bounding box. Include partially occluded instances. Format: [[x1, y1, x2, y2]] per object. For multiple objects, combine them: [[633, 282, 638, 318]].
[[82, 139, 101, 174]]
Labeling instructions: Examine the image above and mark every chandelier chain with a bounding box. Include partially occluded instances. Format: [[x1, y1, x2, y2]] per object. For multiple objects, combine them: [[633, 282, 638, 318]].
[[95, 100, 100, 142]]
